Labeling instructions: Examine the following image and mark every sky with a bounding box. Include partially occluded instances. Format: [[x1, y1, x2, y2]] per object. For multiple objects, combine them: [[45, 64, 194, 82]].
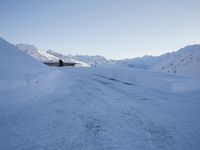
[[0, 0, 200, 59]]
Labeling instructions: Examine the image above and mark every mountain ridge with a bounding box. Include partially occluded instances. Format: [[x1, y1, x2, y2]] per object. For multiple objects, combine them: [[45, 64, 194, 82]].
[[11, 39, 200, 77], [111, 44, 200, 77]]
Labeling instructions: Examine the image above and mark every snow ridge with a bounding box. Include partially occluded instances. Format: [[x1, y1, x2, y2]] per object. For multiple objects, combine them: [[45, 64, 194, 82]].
[[0, 38, 47, 79]]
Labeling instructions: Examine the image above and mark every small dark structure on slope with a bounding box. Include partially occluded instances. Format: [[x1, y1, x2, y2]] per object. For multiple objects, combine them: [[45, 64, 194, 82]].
[[59, 59, 64, 67], [43, 59, 77, 67]]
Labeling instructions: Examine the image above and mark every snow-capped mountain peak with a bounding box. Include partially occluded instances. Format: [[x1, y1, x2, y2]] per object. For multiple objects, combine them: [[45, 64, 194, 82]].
[[112, 44, 200, 77], [15, 42, 200, 76], [16, 44, 91, 67], [16, 44, 59, 62]]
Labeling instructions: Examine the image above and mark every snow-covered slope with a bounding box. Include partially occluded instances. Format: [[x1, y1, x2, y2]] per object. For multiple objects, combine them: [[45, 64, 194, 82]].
[[152, 45, 200, 77], [0, 37, 60, 104], [1, 37, 200, 150], [47, 50, 112, 66], [46, 50, 90, 67], [1, 66, 200, 150], [16, 44, 59, 62], [68, 55, 112, 66], [110, 55, 158, 69], [16, 45, 91, 67], [113, 45, 200, 77], [0, 38, 48, 79], [16, 42, 200, 76]]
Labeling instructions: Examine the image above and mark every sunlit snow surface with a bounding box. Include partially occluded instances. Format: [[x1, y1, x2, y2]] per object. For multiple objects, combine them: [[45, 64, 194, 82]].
[[0, 67, 200, 150], [0, 37, 200, 150]]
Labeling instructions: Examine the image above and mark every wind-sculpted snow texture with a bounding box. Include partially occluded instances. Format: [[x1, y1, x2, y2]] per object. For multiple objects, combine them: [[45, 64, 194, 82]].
[[0, 67, 200, 150]]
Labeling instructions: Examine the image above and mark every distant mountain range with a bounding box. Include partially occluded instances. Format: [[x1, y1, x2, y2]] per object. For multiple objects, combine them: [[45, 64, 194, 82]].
[[16, 44, 90, 67], [9, 39, 200, 77], [112, 45, 200, 77]]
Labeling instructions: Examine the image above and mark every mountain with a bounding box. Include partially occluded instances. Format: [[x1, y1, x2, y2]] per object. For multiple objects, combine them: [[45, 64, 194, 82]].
[[113, 45, 200, 77], [46, 50, 112, 66], [152, 45, 200, 76], [1, 37, 200, 149], [15, 42, 200, 76], [46, 50, 90, 67], [16, 44, 90, 67], [0, 38, 47, 79], [67, 55, 112, 66], [16, 43, 112, 67], [16, 44, 59, 62]]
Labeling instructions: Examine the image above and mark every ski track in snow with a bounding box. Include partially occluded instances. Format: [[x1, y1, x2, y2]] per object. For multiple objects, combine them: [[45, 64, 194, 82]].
[[0, 68, 200, 150]]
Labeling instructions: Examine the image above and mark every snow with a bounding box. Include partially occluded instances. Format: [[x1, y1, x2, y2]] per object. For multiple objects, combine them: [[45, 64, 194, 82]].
[[16, 44, 60, 62], [0, 38, 49, 80], [67, 54, 111, 66], [94, 67, 173, 92], [1, 66, 200, 150], [16, 43, 200, 77], [16, 46, 91, 67], [111, 45, 200, 77], [46, 50, 91, 67], [1, 37, 200, 149], [152, 45, 200, 77], [172, 77, 200, 92]]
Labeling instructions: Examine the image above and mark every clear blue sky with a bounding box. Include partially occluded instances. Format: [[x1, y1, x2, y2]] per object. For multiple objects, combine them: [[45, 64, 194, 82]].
[[0, 0, 200, 59]]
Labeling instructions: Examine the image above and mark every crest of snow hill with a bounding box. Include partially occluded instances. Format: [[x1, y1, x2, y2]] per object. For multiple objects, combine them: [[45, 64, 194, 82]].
[[1, 37, 200, 77], [0, 38, 49, 79]]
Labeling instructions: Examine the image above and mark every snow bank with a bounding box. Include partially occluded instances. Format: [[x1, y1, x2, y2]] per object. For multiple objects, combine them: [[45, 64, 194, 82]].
[[0, 38, 49, 80], [0, 68, 61, 108], [172, 77, 200, 92], [0, 37, 61, 104], [93, 67, 173, 92], [0, 70, 60, 92], [93, 67, 199, 93]]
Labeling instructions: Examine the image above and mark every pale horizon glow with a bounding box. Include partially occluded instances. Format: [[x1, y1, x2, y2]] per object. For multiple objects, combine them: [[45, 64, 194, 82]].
[[0, 0, 200, 59]]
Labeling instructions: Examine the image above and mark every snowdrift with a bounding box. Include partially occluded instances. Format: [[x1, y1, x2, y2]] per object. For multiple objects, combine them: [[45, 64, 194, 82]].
[[93, 67, 199, 93], [0, 38, 49, 80], [0, 37, 60, 102]]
